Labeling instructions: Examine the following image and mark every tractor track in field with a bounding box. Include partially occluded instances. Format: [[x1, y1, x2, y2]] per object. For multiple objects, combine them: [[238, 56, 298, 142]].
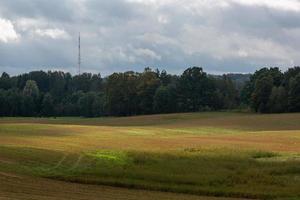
[[70, 154, 83, 170], [53, 153, 68, 169]]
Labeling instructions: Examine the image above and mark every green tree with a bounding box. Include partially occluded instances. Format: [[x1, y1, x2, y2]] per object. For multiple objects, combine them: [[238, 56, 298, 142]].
[[153, 85, 177, 113], [78, 92, 95, 117], [28, 71, 50, 92], [251, 76, 273, 113], [215, 75, 239, 109], [22, 80, 40, 116], [0, 89, 9, 116], [106, 72, 139, 116], [63, 91, 84, 116], [137, 68, 160, 114], [42, 93, 54, 116], [288, 73, 300, 112], [90, 74, 102, 92], [7, 89, 23, 116], [0, 72, 11, 89], [92, 94, 105, 117], [49, 71, 67, 100], [283, 67, 300, 89], [78, 92, 104, 117], [240, 81, 253, 106], [268, 86, 287, 113], [178, 67, 215, 111], [159, 70, 172, 86], [21, 96, 35, 116], [23, 80, 40, 99]]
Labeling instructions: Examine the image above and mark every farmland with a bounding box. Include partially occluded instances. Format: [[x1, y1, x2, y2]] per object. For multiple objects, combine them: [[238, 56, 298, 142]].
[[0, 112, 300, 199]]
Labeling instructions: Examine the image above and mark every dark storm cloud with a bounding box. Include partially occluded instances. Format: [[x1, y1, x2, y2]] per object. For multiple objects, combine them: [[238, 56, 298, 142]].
[[1, 0, 300, 76]]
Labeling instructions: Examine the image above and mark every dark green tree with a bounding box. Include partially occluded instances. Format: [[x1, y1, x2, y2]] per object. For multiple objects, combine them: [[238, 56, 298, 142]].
[[0, 89, 9, 116], [137, 68, 160, 114], [106, 72, 139, 116], [42, 93, 54, 116], [283, 67, 300, 88], [268, 86, 287, 113], [240, 81, 253, 106], [251, 76, 273, 113], [0, 72, 11, 90], [78, 92, 96, 117], [159, 70, 172, 86], [63, 91, 84, 116], [90, 74, 102, 92], [22, 80, 40, 116], [288, 73, 300, 112], [178, 67, 215, 111], [21, 96, 35, 116], [49, 71, 67, 100], [153, 85, 177, 113], [215, 75, 239, 109], [92, 94, 105, 117], [78, 92, 104, 117], [6, 89, 23, 116]]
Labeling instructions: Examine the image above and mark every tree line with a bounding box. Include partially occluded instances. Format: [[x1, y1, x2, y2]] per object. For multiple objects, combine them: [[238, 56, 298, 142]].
[[0, 66, 299, 117], [241, 67, 300, 113]]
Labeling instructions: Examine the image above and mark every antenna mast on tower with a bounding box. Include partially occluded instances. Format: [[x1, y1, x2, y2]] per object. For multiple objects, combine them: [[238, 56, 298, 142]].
[[78, 32, 81, 75]]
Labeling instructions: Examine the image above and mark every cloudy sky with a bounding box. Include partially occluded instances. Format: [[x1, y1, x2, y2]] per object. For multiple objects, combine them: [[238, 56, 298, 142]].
[[0, 0, 300, 75]]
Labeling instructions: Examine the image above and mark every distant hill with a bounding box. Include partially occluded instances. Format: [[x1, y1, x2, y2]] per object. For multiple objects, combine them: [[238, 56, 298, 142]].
[[225, 73, 251, 84], [210, 73, 251, 90]]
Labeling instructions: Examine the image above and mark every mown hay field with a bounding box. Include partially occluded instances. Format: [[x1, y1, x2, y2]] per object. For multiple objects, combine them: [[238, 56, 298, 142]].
[[0, 112, 300, 199]]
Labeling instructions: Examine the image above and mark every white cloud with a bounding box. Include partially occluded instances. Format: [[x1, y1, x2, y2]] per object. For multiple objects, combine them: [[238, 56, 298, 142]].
[[180, 24, 295, 66], [34, 28, 70, 39], [157, 15, 169, 24], [137, 33, 177, 46], [0, 18, 19, 43], [15, 18, 45, 31], [237, 50, 249, 58], [134, 48, 161, 60]]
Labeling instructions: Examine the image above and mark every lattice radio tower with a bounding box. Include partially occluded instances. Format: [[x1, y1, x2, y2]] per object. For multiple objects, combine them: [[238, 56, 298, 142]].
[[78, 32, 81, 75]]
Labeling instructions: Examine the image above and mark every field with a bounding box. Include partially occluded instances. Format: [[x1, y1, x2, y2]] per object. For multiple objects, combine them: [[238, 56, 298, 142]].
[[0, 112, 300, 200]]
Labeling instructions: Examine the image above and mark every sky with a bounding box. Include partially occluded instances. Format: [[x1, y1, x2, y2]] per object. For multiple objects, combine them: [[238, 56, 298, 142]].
[[1, 0, 300, 76]]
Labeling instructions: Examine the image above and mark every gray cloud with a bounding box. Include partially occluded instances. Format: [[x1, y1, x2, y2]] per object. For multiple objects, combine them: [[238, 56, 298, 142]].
[[1, 0, 300, 76]]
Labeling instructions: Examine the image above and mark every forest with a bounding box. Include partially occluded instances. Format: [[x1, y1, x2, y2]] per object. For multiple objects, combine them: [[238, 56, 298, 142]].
[[0, 66, 299, 117]]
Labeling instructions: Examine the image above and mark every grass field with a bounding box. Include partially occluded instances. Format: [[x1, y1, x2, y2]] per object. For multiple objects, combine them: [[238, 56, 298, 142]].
[[0, 112, 300, 199]]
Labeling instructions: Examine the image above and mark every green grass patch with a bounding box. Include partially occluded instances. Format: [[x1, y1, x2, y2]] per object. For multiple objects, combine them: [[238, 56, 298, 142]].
[[251, 151, 279, 159], [0, 145, 299, 199], [86, 150, 131, 166]]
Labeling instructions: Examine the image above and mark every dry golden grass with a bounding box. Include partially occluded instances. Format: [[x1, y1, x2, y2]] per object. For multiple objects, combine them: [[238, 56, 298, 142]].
[[1, 112, 300, 153]]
